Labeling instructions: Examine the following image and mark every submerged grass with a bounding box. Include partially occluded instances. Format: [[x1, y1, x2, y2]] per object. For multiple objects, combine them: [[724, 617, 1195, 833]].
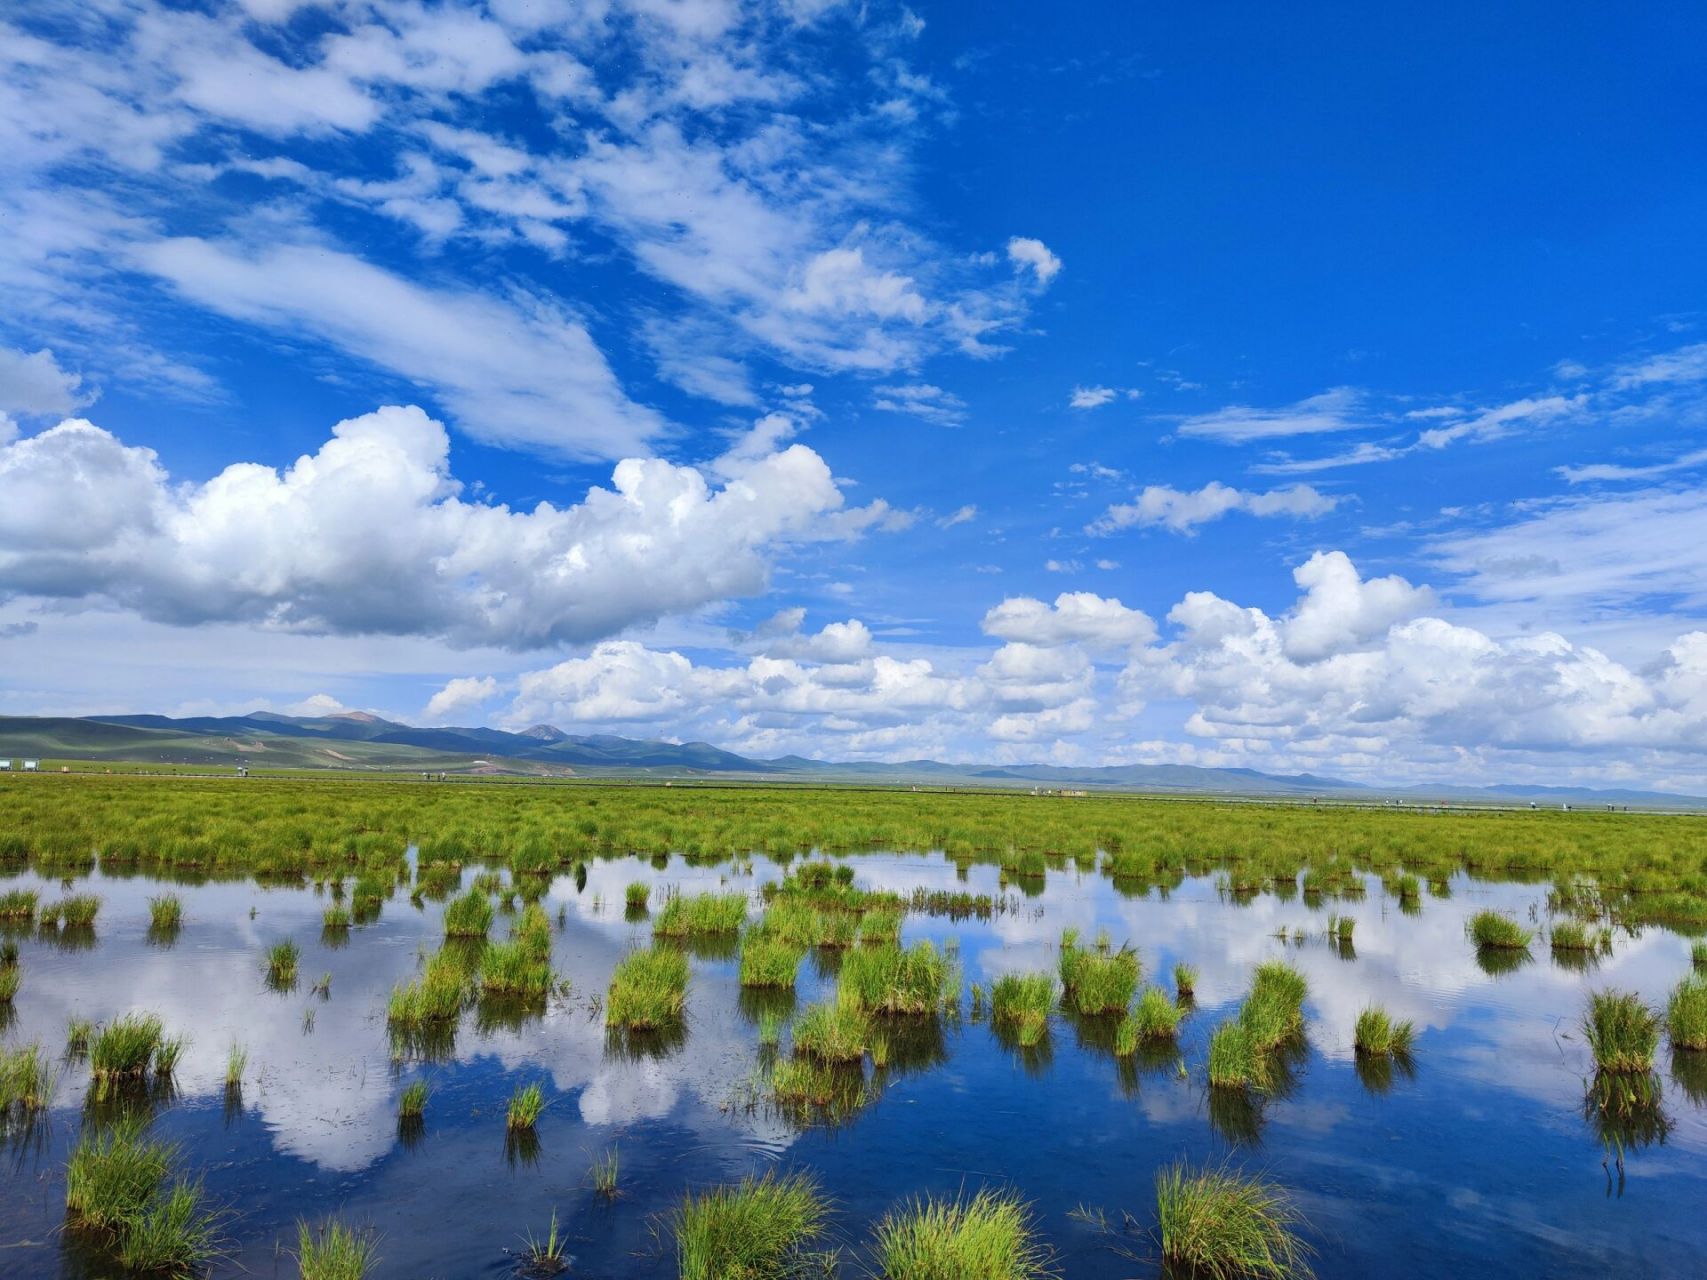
[[1583, 989, 1661, 1074], [672, 1169, 830, 1280], [1155, 1160, 1313, 1280], [871, 1185, 1054, 1279]]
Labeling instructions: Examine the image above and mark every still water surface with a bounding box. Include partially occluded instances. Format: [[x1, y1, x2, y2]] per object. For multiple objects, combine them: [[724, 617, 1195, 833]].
[[2, 852, 1704, 1277]]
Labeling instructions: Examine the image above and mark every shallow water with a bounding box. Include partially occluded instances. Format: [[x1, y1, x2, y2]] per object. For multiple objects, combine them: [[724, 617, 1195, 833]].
[[2, 852, 1705, 1278]]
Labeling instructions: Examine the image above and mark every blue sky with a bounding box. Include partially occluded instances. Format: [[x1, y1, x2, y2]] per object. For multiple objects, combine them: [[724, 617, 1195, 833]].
[[4, 1, 1707, 789]]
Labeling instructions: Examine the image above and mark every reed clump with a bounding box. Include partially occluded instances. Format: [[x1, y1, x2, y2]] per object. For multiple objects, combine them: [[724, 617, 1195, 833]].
[[792, 997, 869, 1063], [0, 887, 40, 921], [1154, 1160, 1313, 1280], [89, 1013, 178, 1091], [0, 1041, 56, 1112], [398, 1079, 428, 1119], [147, 894, 182, 931], [870, 1186, 1053, 1280], [606, 945, 689, 1029], [1583, 989, 1660, 1074], [42, 893, 101, 927], [1173, 962, 1198, 1000], [625, 881, 650, 911], [266, 938, 300, 985], [672, 1169, 830, 1280], [387, 949, 472, 1028]]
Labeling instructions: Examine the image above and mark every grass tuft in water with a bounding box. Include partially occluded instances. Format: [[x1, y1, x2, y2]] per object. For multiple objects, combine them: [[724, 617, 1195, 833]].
[[838, 941, 958, 1015], [1583, 989, 1661, 1074], [591, 1146, 620, 1198], [625, 882, 651, 911], [65, 1116, 175, 1231], [1154, 1159, 1314, 1280], [0, 1041, 56, 1111], [266, 938, 301, 986], [1173, 962, 1198, 1000], [147, 894, 183, 931], [871, 1185, 1054, 1279], [507, 1081, 546, 1130], [606, 946, 689, 1029], [0, 887, 38, 921], [322, 904, 351, 931], [519, 1208, 569, 1275], [442, 888, 494, 939], [67, 1017, 94, 1055], [1693, 941, 1707, 972], [296, 1217, 381, 1280], [42, 894, 101, 927], [225, 1042, 247, 1091], [1208, 1023, 1264, 1090], [0, 962, 17, 1003], [990, 972, 1055, 1047], [672, 1169, 829, 1280], [398, 1079, 429, 1119], [89, 1012, 166, 1087], [1116, 986, 1183, 1054], [1059, 942, 1140, 1015], [739, 936, 804, 989], [1353, 1006, 1415, 1058], [1667, 977, 1707, 1052], [792, 997, 869, 1062], [115, 1177, 224, 1276], [654, 891, 748, 938], [1468, 911, 1532, 950]]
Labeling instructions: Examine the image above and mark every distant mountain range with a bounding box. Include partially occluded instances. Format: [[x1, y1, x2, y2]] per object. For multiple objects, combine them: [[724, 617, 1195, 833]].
[[0, 712, 1701, 808]]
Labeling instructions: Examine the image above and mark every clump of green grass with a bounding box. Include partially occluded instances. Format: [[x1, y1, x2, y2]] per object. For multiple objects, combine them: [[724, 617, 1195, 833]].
[[442, 888, 494, 939], [1238, 962, 1307, 1051], [0, 1041, 56, 1111], [591, 1146, 620, 1198], [89, 1012, 166, 1087], [296, 1217, 381, 1280], [606, 946, 689, 1029], [1353, 1006, 1415, 1058], [653, 891, 748, 938], [115, 1177, 224, 1276], [758, 1009, 786, 1050], [40, 893, 101, 928], [0, 962, 17, 1003], [1668, 977, 1707, 1052], [147, 895, 182, 931], [398, 1079, 428, 1119], [1583, 989, 1660, 1074], [225, 1042, 247, 1091], [625, 882, 651, 911], [1116, 986, 1183, 1053], [990, 972, 1055, 1047], [870, 1185, 1053, 1279], [1208, 1022, 1262, 1090], [520, 1208, 569, 1275], [1325, 913, 1355, 942], [67, 1017, 94, 1055], [859, 906, 904, 946], [0, 887, 39, 921], [672, 1169, 830, 1280], [792, 997, 869, 1063], [838, 941, 958, 1015], [480, 937, 553, 1000], [507, 1082, 546, 1130], [322, 904, 351, 930], [266, 938, 300, 985], [739, 936, 804, 989], [1154, 1160, 1314, 1280], [1173, 962, 1198, 1000], [1468, 911, 1531, 950], [1693, 941, 1707, 972], [387, 949, 472, 1028], [65, 1117, 175, 1231], [1059, 943, 1140, 1015]]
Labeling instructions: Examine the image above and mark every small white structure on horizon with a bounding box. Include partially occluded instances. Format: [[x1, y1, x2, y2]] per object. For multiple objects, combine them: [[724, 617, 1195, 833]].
[[22, 759, 39, 772], [0, 759, 10, 771]]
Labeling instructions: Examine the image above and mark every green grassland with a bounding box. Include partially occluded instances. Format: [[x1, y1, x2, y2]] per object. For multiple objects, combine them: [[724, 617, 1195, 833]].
[[2, 773, 1705, 930]]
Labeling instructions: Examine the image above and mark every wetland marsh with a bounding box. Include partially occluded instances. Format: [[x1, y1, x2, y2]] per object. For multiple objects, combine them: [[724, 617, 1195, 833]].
[[3, 776, 1707, 1277]]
